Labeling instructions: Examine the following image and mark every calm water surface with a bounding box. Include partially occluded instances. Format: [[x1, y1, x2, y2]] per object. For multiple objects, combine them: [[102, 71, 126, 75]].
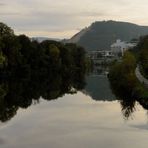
[[0, 73, 148, 148]]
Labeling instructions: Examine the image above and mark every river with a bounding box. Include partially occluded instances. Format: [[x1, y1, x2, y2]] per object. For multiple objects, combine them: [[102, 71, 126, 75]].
[[0, 66, 148, 148]]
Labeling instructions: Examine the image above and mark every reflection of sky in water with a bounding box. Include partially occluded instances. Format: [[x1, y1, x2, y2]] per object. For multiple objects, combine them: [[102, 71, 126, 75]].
[[0, 92, 148, 148]]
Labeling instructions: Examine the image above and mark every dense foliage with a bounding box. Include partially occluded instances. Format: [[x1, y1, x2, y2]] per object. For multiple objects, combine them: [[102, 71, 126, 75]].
[[0, 22, 90, 122], [109, 52, 136, 96], [0, 23, 90, 77], [137, 36, 148, 78], [130, 35, 148, 78], [109, 51, 148, 119]]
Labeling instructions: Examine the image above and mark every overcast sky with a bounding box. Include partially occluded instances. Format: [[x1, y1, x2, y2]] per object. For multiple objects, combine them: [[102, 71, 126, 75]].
[[1, 0, 148, 38]]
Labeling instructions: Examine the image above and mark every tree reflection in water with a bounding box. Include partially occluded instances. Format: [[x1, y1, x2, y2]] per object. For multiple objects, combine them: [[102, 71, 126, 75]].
[[0, 69, 86, 122], [109, 77, 148, 119]]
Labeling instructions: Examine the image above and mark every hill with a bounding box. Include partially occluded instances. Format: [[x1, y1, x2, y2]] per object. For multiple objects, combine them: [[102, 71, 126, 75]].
[[68, 20, 148, 51]]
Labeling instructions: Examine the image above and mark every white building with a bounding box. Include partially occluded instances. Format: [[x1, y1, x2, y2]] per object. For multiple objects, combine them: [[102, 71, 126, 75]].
[[111, 39, 136, 56]]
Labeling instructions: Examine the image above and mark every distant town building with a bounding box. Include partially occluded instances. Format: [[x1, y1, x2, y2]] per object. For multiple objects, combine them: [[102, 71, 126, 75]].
[[111, 39, 136, 56], [88, 39, 137, 65], [88, 50, 114, 60], [87, 50, 116, 65]]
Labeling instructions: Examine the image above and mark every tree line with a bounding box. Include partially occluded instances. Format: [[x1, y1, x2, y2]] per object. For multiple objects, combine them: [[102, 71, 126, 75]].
[[0, 22, 91, 78], [135, 36, 148, 79]]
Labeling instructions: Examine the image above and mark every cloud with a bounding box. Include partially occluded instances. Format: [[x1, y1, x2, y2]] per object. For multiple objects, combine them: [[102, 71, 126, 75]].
[[0, 2, 5, 6], [0, 138, 6, 144], [1, 0, 148, 38], [76, 11, 108, 17], [0, 12, 20, 16]]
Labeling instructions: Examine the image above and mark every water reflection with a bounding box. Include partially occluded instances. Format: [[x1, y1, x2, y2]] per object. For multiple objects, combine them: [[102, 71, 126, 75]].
[[83, 66, 116, 101], [92, 65, 109, 76], [1, 65, 148, 148], [85, 65, 148, 120], [109, 71, 148, 119], [0, 64, 148, 122], [1, 95, 148, 148], [0, 70, 86, 122], [84, 75, 115, 101], [83, 65, 115, 101]]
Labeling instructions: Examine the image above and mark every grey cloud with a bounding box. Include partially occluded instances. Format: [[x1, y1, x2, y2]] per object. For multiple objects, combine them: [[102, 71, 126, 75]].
[[0, 2, 5, 6], [26, 10, 108, 23], [78, 11, 108, 17], [99, 0, 130, 6], [0, 137, 6, 144], [2, 13, 79, 31], [0, 7, 108, 36], [1, 0, 148, 38], [0, 12, 21, 16]]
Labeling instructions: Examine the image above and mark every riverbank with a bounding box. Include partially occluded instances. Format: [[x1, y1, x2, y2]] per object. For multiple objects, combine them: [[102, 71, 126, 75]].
[[108, 51, 148, 100]]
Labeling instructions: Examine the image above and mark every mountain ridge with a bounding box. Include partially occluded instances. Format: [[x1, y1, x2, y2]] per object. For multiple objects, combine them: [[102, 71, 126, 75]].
[[67, 20, 148, 51]]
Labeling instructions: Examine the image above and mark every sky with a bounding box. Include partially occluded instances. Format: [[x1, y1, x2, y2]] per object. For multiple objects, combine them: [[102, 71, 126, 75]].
[[1, 0, 148, 39]]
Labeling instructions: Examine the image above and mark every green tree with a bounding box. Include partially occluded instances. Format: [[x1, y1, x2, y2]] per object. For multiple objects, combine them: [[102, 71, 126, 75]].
[[136, 35, 148, 78], [49, 44, 60, 61], [0, 22, 14, 37], [0, 51, 5, 68], [109, 51, 137, 95]]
